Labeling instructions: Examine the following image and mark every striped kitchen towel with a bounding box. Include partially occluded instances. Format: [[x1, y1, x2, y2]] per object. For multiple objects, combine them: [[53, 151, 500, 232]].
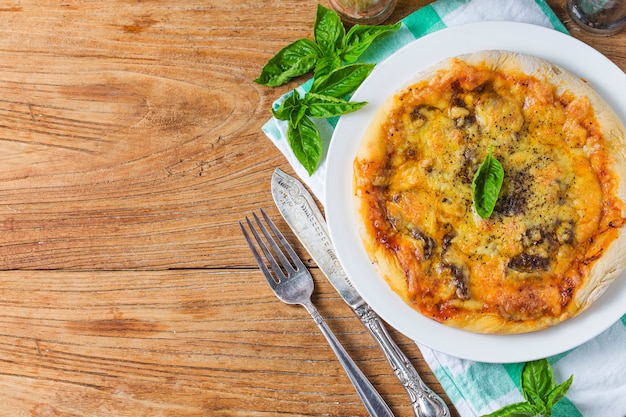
[[261, 1, 626, 416]]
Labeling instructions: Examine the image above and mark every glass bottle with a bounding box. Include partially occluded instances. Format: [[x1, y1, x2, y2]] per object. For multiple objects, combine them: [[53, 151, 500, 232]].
[[329, 0, 397, 25]]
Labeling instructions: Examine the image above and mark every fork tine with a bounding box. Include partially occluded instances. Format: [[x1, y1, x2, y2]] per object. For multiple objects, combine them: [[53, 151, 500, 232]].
[[252, 210, 300, 275], [239, 219, 282, 287], [247, 215, 290, 282], [258, 209, 307, 272]]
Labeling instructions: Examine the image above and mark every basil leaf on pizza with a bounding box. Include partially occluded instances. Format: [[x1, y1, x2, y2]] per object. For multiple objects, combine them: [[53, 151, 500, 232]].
[[472, 146, 504, 219], [353, 50, 626, 334]]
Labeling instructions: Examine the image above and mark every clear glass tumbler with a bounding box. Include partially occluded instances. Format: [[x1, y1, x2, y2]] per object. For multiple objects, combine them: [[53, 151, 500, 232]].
[[329, 0, 397, 25], [566, 0, 626, 35]]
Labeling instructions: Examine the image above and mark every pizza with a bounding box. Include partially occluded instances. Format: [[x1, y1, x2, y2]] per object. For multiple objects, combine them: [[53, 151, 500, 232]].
[[353, 50, 626, 334]]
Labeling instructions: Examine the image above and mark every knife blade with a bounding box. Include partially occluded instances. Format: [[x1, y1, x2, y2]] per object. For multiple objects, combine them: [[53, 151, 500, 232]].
[[271, 168, 450, 417], [270, 168, 364, 309]]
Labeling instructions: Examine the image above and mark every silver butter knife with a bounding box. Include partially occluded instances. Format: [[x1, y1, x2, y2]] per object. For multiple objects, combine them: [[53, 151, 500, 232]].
[[271, 168, 450, 417]]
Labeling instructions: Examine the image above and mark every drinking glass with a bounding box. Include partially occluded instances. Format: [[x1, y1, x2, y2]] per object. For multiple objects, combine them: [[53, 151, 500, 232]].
[[567, 0, 626, 35]]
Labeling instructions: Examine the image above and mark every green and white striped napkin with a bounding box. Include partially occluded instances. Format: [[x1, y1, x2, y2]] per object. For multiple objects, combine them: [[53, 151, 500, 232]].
[[262, 1, 626, 416]]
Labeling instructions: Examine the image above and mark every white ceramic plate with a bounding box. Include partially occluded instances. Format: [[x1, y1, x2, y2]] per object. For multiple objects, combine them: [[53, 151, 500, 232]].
[[325, 22, 626, 363]]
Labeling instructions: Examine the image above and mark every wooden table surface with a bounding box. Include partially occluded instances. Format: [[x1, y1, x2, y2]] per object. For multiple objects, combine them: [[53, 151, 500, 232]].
[[0, 1, 624, 416]]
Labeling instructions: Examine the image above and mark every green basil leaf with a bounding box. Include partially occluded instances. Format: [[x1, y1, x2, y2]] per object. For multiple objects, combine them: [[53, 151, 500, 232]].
[[484, 360, 574, 417], [521, 359, 555, 407], [303, 92, 367, 119], [258, 5, 401, 175], [480, 402, 535, 417], [313, 53, 342, 80], [310, 63, 375, 98], [255, 38, 321, 87], [287, 116, 322, 175], [314, 4, 345, 53], [545, 375, 573, 410], [472, 147, 504, 219], [271, 92, 301, 121], [272, 92, 308, 128], [341, 22, 401, 63]]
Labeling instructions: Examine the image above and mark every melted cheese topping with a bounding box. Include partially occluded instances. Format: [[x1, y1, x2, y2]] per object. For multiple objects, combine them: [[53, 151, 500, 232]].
[[354, 58, 625, 329]]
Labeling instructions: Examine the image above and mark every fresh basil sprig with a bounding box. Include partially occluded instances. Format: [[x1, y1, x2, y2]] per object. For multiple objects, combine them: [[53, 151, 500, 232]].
[[472, 146, 504, 219], [256, 4, 400, 175], [271, 63, 372, 174], [482, 359, 574, 417], [255, 5, 400, 87]]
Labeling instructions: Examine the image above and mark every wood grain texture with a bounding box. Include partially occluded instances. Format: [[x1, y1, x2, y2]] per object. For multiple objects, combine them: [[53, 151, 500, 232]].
[[0, 269, 449, 417], [0, 0, 623, 416]]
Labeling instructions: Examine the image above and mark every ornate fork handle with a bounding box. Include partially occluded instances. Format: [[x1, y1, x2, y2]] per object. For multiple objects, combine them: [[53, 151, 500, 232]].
[[355, 304, 450, 417], [302, 301, 395, 417]]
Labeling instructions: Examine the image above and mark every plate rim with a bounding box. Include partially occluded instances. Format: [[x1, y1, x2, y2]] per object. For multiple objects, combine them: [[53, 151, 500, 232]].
[[324, 21, 626, 363]]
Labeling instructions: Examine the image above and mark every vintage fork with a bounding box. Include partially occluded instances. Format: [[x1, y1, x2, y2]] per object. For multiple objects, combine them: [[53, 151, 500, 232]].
[[240, 209, 395, 417]]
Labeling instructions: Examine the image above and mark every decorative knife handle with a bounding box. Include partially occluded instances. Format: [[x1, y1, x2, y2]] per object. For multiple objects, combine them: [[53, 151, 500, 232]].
[[355, 304, 451, 417]]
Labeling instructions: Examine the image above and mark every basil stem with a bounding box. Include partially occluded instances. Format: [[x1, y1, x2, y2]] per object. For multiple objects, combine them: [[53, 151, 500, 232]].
[[472, 147, 504, 219], [271, 92, 305, 125]]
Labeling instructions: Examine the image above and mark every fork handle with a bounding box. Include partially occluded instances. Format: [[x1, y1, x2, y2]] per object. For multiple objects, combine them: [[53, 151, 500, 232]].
[[355, 304, 450, 417], [302, 301, 395, 417]]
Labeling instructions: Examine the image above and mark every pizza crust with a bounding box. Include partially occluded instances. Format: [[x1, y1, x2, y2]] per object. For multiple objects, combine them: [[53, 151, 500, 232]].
[[354, 50, 626, 334]]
